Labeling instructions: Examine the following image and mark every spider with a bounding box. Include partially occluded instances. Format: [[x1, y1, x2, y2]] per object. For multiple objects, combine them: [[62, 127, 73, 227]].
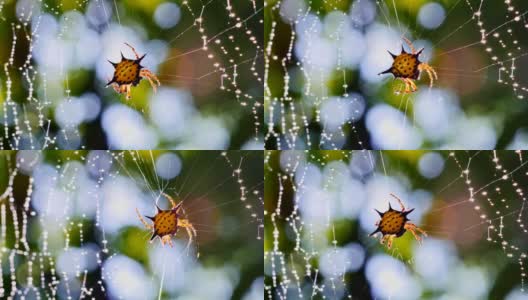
[[136, 193, 197, 249], [378, 37, 438, 94], [369, 193, 427, 249], [106, 42, 160, 100]]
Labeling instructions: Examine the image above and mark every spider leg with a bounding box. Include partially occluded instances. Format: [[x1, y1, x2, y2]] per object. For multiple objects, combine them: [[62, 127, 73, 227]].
[[124, 42, 140, 59], [119, 84, 126, 95], [178, 218, 197, 237], [419, 63, 438, 88], [404, 78, 411, 94], [151, 70, 161, 86], [404, 78, 417, 93], [424, 64, 438, 80], [395, 78, 408, 95], [404, 222, 427, 244], [380, 234, 387, 245], [406, 227, 422, 244], [402, 36, 416, 54], [140, 69, 161, 93], [409, 79, 417, 92], [387, 235, 395, 249], [406, 222, 428, 237], [425, 69, 434, 88], [184, 226, 194, 251], [140, 69, 160, 85], [163, 192, 183, 213], [107, 77, 121, 94], [162, 193, 177, 209], [125, 84, 132, 100], [390, 193, 406, 211], [178, 218, 197, 251], [135, 208, 153, 230], [111, 83, 121, 94], [430, 68, 438, 82]]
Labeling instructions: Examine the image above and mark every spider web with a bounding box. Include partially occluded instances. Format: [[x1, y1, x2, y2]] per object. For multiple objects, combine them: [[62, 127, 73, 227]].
[[264, 150, 527, 299], [109, 150, 264, 299], [0, 0, 86, 149], [0, 150, 263, 299], [0, 0, 263, 149], [264, 0, 528, 150], [148, 0, 265, 147]]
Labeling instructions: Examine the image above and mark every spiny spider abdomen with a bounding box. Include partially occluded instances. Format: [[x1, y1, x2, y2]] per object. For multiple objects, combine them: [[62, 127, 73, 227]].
[[385, 51, 420, 79], [373, 207, 410, 237], [111, 57, 142, 86], [369, 193, 427, 249], [149, 207, 179, 238]]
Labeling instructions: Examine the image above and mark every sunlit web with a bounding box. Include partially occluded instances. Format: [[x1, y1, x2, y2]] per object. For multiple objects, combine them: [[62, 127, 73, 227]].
[[0, 0, 263, 149], [264, 0, 528, 150], [264, 150, 527, 299], [0, 150, 263, 298]]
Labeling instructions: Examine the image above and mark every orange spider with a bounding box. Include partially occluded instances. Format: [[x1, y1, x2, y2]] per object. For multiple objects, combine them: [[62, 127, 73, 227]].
[[136, 193, 197, 249], [369, 193, 427, 249], [378, 37, 438, 94], [107, 42, 160, 100]]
